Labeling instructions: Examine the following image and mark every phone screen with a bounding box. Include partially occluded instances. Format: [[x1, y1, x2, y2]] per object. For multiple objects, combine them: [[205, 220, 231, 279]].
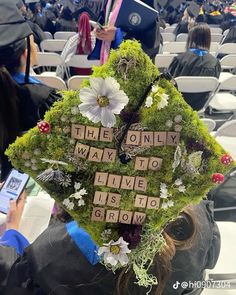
[[0, 169, 29, 214]]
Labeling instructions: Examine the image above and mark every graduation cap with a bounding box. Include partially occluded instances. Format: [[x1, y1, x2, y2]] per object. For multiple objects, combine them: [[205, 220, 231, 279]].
[[0, 0, 33, 82], [187, 1, 200, 18]]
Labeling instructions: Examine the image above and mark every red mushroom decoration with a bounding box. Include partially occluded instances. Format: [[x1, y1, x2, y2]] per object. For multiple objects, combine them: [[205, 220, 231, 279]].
[[221, 154, 233, 166], [212, 173, 224, 184], [38, 121, 51, 134]]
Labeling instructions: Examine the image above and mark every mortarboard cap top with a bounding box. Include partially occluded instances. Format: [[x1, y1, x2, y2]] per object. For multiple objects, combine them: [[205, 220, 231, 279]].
[[187, 1, 200, 18]]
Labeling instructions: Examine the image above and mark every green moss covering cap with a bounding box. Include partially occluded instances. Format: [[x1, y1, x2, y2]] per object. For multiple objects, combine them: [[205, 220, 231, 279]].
[[6, 40, 234, 288]]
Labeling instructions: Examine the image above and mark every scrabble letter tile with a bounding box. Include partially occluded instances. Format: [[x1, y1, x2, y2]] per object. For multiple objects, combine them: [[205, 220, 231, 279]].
[[134, 157, 149, 171], [71, 124, 85, 140], [93, 191, 108, 205], [119, 210, 133, 224], [120, 176, 135, 190], [85, 126, 100, 141], [106, 210, 119, 223], [74, 143, 90, 158], [91, 207, 105, 222], [134, 194, 148, 208], [100, 128, 113, 142], [134, 177, 147, 192], [88, 147, 103, 162], [141, 131, 154, 146], [148, 157, 163, 171], [154, 132, 167, 146], [107, 174, 122, 189], [132, 212, 146, 225], [126, 130, 141, 146], [94, 172, 108, 186], [167, 132, 180, 146], [102, 148, 117, 163], [107, 193, 121, 208], [147, 197, 160, 209]]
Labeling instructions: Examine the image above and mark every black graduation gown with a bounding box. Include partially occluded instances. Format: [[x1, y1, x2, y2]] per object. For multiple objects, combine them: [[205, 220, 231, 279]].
[[168, 50, 221, 111], [0, 83, 61, 181], [2, 201, 220, 295]]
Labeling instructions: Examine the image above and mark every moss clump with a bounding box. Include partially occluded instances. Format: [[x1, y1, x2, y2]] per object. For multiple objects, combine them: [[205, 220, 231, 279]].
[[6, 40, 234, 288]]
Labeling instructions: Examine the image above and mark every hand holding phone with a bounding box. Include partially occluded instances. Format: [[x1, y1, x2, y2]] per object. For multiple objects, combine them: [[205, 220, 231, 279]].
[[89, 20, 104, 31], [0, 169, 29, 214], [6, 191, 26, 230]]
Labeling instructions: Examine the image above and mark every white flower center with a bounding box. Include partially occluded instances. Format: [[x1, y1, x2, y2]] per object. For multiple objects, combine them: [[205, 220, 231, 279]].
[[97, 95, 110, 107]]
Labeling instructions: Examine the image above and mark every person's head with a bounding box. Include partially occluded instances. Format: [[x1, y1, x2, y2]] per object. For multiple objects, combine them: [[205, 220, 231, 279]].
[[186, 23, 211, 50], [77, 12, 92, 54], [61, 6, 73, 21], [0, 1, 33, 152]]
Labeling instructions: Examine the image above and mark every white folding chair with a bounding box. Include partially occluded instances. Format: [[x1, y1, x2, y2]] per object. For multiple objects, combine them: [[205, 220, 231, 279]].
[[216, 43, 236, 57], [154, 54, 177, 70], [223, 28, 229, 37], [161, 33, 176, 42], [32, 75, 67, 90], [209, 76, 236, 118], [66, 55, 100, 69], [210, 27, 223, 34], [212, 120, 236, 160], [162, 42, 186, 54], [36, 52, 69, 79], [67, 75, 90, 90], [176, 33, 188, 42], [40, 39, 67, 52], [175, 76, 220, 115], [210, 42, 220, 55], [211, 33, 223, 43], [44, 31, 53, 39], [219, 55, 236, 82], [54, 31, 77, 40], [200, 118, 216, 132], [164, 26, 176, 33]]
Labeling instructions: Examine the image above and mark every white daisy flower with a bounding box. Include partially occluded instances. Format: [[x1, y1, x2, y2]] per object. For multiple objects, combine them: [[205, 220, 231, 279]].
[[162, 200, 174, 209], [157, 93, 169, 110], [160, 192, 168, 199], [174, 115, 182, 123], [79, 77, 129, 128], [175, 124, 183, 132], [178, 185, 186, 193], [145, 96, 153, 108], [74, 182, 81, 191], [98, 237, 131, 267], [151, 85, 159, 93], [174, 178, 182, 186]]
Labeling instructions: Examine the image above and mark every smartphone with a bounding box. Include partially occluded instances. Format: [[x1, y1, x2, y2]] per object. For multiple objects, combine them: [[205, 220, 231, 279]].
[[89, 20, 104, 30], [0, 169, 29, 214]]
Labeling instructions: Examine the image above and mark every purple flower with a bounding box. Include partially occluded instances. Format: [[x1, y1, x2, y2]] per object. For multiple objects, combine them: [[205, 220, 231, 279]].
[[120, 110, 140, 124], [118, 224, 142, 249]]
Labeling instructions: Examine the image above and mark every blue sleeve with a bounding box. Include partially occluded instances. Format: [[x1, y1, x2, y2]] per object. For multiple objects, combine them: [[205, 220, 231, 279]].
[[0, 229, 29, 255], [111, 27, 124, 49], [66, 221, 100, 265]]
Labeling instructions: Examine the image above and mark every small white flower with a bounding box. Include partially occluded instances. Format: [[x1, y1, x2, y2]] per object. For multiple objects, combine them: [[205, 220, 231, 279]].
[[22, 151, 30, 160], [63, 198, 74, 210], [175, 124, 182, 132], [60, 115, 68, 122], [79, 188, 87, 196], [160, 183, 168, 198], [31, 164, 38, 171], [152, 85, 159, 93], [174, 115, 182, 123], [160, 183, 167, 192], [166, 120, 173, 128], [78, 198, 85, 207], [98, 237, 131, 267], [160, 192, 168, 199], [71, 106, 79, 115], [74, 182, 81, 191], [157, 94, 169, 110], [63, 126, 71, 134], [162, 200, 174, 209], [101, 229, 112, 241], [79, 77, 129, 128], [145, 96, 153, 108], [24, 161, 31, 167], [174, 178, 182, 186], [33, 149, 41, 156], [178, 185, 186, 193], [72, 192, 83, 199], [70, 117, 77, 123], [31, 158, 37, 164], [70, 139, 76, 145]]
